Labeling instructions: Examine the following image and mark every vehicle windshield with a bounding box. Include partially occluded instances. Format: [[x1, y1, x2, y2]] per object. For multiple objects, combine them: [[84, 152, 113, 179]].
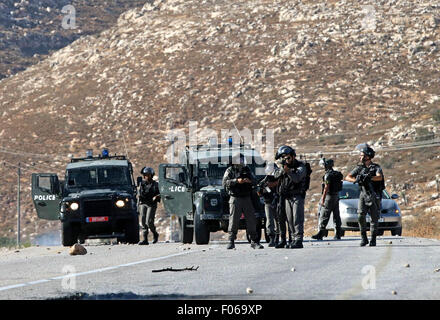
[[66, 166, 131, 189], [198, 163, 227, 187], [197, 163, 266, 188], [339, 183, 390, 199]]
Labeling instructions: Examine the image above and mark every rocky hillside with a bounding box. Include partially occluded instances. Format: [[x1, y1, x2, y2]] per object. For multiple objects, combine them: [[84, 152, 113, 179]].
[[0, 0, 439, 243], [0, 0, 149, 80]]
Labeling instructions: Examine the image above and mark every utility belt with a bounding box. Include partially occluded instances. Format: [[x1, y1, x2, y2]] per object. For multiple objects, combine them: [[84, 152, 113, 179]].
[[281, 190, 303, 198]]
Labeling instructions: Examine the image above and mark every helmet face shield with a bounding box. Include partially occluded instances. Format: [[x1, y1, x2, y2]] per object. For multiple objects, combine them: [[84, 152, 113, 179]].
[[141, 167, 155, 176], [275, 145, 296, 160]]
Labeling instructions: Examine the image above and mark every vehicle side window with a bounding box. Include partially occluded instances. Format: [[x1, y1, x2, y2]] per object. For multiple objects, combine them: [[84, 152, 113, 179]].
[[38, 176, 51, 192], [165, 167, 185, 182]]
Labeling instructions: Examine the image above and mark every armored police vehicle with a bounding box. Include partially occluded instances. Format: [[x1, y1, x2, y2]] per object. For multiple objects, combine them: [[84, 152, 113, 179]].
[[31, 149, 139, 246], [159, 141, 267, 245]]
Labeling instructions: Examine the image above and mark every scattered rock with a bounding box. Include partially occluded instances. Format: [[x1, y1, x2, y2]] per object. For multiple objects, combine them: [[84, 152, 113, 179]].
[[246, 287, 253, 294], [391, 290, 397, 295], [69, 244, 87, 255], [404, 263, 410, 268], [291, 267, 296, 272]]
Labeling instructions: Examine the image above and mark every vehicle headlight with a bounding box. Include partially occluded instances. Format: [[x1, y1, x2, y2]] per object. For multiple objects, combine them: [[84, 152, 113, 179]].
[[394, 208, 400, 215], [69, 202, 79, 211], [115, 200, 125, 208]]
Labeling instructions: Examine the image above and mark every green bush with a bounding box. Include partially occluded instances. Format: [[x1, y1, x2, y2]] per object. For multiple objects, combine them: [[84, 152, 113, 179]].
[[0, 237, 16, 248]]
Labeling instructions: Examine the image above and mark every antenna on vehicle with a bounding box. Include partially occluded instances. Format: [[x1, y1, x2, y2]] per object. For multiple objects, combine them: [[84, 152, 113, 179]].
[[122, 132, 130, 159], [231, 120, 244, 146]]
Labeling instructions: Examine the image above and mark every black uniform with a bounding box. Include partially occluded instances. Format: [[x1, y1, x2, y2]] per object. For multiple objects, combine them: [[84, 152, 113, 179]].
[[138, 179, 160, 241], [222, 165, 258, 242], [349, 163, 384, 234]]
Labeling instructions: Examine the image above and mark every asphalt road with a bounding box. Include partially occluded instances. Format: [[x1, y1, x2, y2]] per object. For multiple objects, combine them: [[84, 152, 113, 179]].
[[1, 236, 440, 300]]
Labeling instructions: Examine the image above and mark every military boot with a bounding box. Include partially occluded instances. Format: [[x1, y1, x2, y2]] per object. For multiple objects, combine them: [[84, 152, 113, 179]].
[[250, 241, 264, 249], [369, 231, 377, 247], [290, 239, 303, 249], [360, 231, 369, 247], [311, 229, 326, 240], [153, 231, 159, 244], [138, 239, 149, 245], [226, 240, 235, 250], [268, 236, 276, 247], [333, 228, 342, 240], [275, 237, 287, 249]]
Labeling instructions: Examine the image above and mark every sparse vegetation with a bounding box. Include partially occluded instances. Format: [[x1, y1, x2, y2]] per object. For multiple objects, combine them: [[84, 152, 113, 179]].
[[415, 128, 435, 141], [433, 109, 440, 123]]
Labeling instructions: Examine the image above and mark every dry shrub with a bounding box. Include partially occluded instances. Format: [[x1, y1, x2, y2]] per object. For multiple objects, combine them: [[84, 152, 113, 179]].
[[403, 213, 440, 239]]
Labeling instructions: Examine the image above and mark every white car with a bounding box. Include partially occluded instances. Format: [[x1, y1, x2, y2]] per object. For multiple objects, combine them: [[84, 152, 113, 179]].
[[323, 181, 402, 236]]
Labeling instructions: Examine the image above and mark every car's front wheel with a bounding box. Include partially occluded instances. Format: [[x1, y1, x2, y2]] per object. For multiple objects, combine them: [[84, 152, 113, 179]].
[[194, 211, 210, 244], [61, 222, 77, 246]]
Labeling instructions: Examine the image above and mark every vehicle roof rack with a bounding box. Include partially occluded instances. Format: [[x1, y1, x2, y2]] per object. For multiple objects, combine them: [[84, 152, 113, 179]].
[[70, 155, 127, 163]]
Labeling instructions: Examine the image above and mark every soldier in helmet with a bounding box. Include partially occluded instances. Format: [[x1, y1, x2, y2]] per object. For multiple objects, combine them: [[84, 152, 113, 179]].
[[222, 152, 264, 249], [138, 167, 161, 245], [256, 163, 279, 247], [345, 145, 384, 247], [312, 158, 344, 240], [273, 146, 307, 249]]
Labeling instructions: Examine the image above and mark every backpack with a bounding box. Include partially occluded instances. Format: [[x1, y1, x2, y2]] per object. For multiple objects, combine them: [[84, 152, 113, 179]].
[[332, 170, 344, 192], [303, 161, 313, 193]]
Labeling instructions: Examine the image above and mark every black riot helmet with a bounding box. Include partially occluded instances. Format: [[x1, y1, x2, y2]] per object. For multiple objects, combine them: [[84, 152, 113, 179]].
[[141, 167, 155, 176], [361, 146, 375, 159], [275, 145, 296, 160], [319, 158, 334, 170]]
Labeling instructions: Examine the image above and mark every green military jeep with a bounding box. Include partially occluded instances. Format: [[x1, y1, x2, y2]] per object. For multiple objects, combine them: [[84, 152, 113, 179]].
[[31, 150, 139, 246], [159, 142, 267, 245]]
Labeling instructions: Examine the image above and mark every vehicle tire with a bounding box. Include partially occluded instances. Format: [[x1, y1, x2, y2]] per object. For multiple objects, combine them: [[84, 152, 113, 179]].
[[377, 230, 384, 236], [125, 217, 140, 244], [391, 227, 402, 236], [180, 216, 194, 244], [61, 222, 77, 247], [194, 211, 210, 244]]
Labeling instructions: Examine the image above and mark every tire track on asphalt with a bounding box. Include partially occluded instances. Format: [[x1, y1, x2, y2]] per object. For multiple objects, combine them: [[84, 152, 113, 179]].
[[336, 244, 393, 299]]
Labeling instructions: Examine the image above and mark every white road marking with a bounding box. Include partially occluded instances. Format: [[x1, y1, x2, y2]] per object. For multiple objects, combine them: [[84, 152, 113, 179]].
[[0, 249, 204, 292]]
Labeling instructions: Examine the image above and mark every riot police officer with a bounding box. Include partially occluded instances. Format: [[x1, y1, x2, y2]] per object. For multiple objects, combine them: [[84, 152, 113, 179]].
[[345, 145, 384, 247], [138, 167, 160, 245], [312, 158, 343, 240], [257, 164, 279, 247], [222, 153, 264, 249], [273, 146, 307, 249]]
